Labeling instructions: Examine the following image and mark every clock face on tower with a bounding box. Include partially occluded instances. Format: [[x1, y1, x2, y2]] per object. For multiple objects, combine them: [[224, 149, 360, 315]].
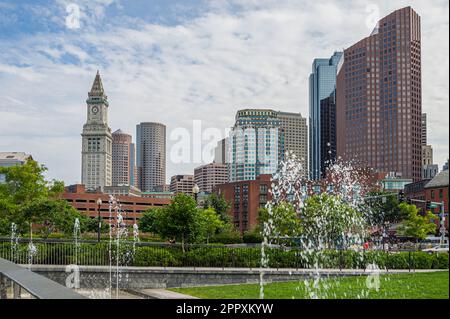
[[91, 106, 99, 115]]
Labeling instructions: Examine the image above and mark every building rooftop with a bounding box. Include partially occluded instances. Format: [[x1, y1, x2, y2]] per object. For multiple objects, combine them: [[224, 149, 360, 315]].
[[0, 152, 32, 162], [425, 170, 449, 189], [112, 129, 128, 135]]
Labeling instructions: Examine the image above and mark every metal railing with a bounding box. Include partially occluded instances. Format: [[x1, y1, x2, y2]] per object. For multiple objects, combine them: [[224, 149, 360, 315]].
[[0, 257, 86, 299], [0, 240, 445, 270]]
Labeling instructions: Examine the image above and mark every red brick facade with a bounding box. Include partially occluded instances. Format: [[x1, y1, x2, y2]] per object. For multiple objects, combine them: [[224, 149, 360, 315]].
[[425, 185, 449, 233], [62, 184, 170, 225], [215, 175, 272, 234]]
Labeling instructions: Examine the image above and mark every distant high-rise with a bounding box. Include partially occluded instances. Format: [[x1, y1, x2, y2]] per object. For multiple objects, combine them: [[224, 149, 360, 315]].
[[422, 145, 433, 166], [422, 144, 437, 180], [194, 162, 228, 193], [336, 7, 422, 181], [309, 52, 343, 180], [170, 175, 194, 196], [227, 109, 307, 182], [421, 113, 427, 145], [129, 142, 138, 188], [423, 164, 438, 179], [81, 71, 112, 191], [320, 93, 337, 178], [420, 113, 436, 179], [277, 111, 308, 178], [227, 109, 285, 182], [214, 138, 227, 164], [112, 129, 132, 187], [136, 122, 166, 192]]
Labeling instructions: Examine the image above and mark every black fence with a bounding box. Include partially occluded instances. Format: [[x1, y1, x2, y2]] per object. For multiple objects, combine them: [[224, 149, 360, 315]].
[[0, 240, 448, 270]]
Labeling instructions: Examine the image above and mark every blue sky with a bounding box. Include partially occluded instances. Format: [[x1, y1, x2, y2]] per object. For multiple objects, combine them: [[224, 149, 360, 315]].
[[0, 0, 449, 184]]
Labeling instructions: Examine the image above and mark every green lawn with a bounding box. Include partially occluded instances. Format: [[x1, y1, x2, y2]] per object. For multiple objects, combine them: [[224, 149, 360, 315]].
[[170, 271, 449, 299]]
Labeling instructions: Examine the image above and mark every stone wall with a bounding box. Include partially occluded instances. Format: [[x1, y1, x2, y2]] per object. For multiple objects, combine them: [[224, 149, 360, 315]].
[[28, 265, 370, 289]]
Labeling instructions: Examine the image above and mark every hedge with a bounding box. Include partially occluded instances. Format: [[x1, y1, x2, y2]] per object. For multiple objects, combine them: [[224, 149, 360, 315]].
[[0, 242, 448, 269]]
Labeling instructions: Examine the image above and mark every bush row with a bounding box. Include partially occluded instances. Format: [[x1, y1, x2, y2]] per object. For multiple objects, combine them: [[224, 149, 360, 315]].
[[1, 242, 448, 269], [132, 247, 449, 269]]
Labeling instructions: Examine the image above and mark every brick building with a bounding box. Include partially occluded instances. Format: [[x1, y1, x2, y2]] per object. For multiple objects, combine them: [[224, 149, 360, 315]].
[[404, 179, 431, 204], [62, 184, 170, 225], [424, 170, 449, 233], [215, 174, 272, 234]]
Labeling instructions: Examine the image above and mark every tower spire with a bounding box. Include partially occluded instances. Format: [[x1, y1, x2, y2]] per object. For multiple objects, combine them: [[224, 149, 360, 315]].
[[89, 70, 105, 97]]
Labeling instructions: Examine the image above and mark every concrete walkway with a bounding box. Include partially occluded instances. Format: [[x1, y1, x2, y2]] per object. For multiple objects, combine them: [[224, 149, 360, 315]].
[[127, 288, 198, 299]]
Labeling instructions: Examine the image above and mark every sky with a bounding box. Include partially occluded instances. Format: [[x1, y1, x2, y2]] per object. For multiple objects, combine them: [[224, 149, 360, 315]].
[[0, 0, 448, 185]]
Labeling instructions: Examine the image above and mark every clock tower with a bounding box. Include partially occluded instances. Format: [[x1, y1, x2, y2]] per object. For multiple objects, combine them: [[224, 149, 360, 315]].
[[81, 71, 112, 191]]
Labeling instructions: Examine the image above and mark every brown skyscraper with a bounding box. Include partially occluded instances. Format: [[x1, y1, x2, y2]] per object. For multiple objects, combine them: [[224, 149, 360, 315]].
[[337, 7, 422, 181], [112, 129, 134, 187]]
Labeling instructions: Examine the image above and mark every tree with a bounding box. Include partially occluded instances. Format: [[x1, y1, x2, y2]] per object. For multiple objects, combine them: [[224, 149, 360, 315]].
[[139, 208, 164, 234], [84, 216, 109, 234], [363, 190, 408, 230], [141, 193, 204, 252], [199, 208, 224, 244], [397, 203, 437, 241], [300, 193, 366, 249], [203, 193, 231, 223], [258, 202, 301, 243], [21, 198, 91, 238], [0, 217, 9, 236], [0, 160, 66, 235]]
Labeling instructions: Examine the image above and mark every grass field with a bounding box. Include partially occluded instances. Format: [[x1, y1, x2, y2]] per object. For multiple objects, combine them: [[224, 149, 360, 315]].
[[170, 271, 449, 299]]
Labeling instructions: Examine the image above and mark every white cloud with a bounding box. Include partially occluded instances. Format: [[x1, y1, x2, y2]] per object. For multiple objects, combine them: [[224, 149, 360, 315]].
[[0, 0, 448, 184]]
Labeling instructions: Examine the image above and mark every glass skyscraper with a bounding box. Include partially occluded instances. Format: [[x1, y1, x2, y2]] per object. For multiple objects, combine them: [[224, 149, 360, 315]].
[[309, 52, 343, 180], [227, 109, 285, 182]]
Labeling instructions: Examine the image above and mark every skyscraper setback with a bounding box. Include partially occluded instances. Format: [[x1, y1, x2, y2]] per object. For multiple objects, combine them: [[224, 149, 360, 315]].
[[136, 122, 166, 192], [336, 6, 422, 181]]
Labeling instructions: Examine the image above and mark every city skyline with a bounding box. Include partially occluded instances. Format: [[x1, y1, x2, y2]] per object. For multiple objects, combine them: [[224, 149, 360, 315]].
[[0, 1, 448, 185]]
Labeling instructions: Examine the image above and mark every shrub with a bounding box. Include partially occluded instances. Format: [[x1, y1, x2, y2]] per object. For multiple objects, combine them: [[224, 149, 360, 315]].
[[432, 253, 449, 269], [210, 231, 242, 244], [411, 252, 433, 269], [242, 230, 262, 243], [133, 246, 179, 267]]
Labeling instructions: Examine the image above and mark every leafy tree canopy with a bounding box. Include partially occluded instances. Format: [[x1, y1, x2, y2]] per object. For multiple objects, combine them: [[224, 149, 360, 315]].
[[258, 201, 302, 242], [300, 193, 366, 249], [363, 190, 408, 228], [203, 193, 231, 223], [0, 159, 79, 236], [397, 203, 437, 241]]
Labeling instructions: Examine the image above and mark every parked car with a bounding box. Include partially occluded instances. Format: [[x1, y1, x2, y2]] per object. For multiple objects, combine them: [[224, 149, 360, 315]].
[[422, 244, 449, 253]]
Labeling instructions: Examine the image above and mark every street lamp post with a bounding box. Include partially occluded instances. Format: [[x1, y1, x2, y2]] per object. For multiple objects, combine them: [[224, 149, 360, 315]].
[[192, 184, 200, 205], [96, 198, 102, 243], [440, 202, 446, 245]]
